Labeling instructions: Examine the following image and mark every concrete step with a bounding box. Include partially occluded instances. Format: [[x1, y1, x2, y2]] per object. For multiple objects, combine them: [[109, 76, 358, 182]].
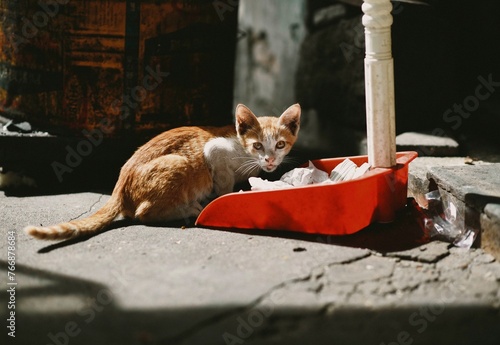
[[408, 157, 500, 259], [429, 164, 500, 259]]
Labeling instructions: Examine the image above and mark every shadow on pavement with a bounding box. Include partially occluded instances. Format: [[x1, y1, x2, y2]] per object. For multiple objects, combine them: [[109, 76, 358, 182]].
[[216, 203, 430, 254], [36, 219, 135, 254], [2, 260, 499, 345]]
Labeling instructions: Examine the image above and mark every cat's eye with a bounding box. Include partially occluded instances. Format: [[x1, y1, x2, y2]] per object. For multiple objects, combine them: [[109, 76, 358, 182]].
[[276, 141, 286, 149], [253, 142, 263, 150]]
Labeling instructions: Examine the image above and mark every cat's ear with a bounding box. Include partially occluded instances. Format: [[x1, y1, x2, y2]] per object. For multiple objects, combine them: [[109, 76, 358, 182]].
[[235, 104, 260, 136], [278, 103, 301, 136]]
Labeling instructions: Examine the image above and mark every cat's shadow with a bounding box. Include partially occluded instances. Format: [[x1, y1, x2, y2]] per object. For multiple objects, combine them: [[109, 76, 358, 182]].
[[37, 217, 199, 254], [37, 219, 133, 253]]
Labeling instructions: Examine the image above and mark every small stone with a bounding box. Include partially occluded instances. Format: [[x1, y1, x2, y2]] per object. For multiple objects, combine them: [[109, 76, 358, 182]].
[[464, 156, 475, 165]]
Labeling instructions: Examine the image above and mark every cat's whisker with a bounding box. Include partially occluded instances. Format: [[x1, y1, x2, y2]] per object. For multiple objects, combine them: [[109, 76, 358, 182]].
[[230, 156, 261, 174], [230, 156, 256, 160], [236, 160, 259, 171], [236, 159, 261, 176], [245, 166, 261, 177]]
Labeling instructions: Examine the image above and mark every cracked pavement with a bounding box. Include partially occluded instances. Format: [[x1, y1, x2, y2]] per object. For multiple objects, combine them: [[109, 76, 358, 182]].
[[1, 191, 500, 345]]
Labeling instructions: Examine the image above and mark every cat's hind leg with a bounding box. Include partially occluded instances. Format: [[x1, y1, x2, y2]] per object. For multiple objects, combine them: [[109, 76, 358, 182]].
[[135, 199, 203, 223], [130, 154, 212, 223]]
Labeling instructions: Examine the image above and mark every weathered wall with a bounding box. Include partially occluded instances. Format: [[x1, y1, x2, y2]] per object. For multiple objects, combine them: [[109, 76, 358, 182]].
[[234, 0, 500, 157], [295, 1, 367, 155], [233, 0, 306, 117]]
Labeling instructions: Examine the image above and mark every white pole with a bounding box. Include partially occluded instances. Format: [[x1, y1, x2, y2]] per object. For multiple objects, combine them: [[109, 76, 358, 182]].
[[362, 0, 396, 168]]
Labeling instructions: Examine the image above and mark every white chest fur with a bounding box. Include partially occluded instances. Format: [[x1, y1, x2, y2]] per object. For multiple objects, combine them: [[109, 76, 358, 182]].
[[203, 137, 259, 195]]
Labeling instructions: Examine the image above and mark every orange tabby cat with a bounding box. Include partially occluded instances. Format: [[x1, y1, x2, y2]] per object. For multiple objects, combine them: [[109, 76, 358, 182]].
[[25, 104, 301, 240]]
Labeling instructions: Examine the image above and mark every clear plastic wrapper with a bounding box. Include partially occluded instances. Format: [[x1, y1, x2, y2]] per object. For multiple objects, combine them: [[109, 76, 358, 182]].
[[417, 190, 478, 249]]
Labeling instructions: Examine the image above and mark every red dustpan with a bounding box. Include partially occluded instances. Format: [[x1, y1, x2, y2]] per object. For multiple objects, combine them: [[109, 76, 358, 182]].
[[197, 0, 410, 235], [196, 151, 417, 235]]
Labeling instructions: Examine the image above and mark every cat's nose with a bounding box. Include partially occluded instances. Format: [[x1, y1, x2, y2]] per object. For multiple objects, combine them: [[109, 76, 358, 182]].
[[265, 157, 275, 163]]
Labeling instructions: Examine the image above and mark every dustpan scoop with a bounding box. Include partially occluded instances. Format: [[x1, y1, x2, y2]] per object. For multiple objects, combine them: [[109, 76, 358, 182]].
[[195, 0, 416, 233]]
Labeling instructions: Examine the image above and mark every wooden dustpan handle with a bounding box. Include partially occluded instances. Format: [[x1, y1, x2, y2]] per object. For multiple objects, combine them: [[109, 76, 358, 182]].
[[362, 0, 397, 168]]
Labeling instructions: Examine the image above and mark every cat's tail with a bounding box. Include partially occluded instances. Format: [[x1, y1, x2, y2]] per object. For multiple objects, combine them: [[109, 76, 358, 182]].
[[24, 195, 122, 241]]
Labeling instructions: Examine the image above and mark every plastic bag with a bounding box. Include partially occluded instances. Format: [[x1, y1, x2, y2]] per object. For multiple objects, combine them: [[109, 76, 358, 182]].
[[417, 190, 477, 249]]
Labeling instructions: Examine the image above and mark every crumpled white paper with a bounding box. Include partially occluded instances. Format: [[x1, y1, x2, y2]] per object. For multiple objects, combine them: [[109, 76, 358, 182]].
[[280, 161, 329, 186], [248, 177, 291, 191], [249, 159, 371, 191], [330, 159, 371, 182]]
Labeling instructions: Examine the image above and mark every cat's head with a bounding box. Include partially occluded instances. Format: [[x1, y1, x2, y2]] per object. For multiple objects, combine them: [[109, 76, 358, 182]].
[[235, 103, 301, 173]]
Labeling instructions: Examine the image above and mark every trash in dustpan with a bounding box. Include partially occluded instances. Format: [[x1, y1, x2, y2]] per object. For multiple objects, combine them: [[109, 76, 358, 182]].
[[196, 151, 418, 235], [247, 159, 371, 191]]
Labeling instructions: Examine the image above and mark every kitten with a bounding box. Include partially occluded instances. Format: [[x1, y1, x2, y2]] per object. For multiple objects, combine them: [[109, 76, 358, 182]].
[[25, 104, 301, 240]]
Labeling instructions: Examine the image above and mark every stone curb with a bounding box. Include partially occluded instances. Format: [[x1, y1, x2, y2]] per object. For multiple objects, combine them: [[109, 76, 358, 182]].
[[408, 158, 500, 259]]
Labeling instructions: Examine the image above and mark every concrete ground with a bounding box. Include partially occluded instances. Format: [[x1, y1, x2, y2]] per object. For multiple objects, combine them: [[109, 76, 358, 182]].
[[2, 185, 500, 345]]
